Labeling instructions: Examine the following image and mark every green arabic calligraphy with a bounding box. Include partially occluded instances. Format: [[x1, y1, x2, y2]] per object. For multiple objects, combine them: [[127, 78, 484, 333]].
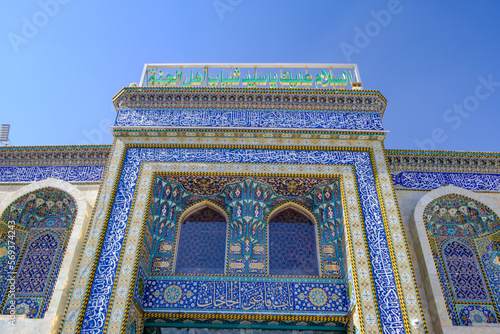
[[147, 68, 353, 89]]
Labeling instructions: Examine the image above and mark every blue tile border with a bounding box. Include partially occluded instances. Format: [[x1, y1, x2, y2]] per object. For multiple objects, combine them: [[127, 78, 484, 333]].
[[391, 171, 500, 192], [0, 165, 106, 183], [79, 147, 405, 333], [115, 108, 384, 131]]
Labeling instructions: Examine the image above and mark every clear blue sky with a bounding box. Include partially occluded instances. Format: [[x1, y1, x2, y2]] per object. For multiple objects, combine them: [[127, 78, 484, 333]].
[[1, 0, 500, 152]]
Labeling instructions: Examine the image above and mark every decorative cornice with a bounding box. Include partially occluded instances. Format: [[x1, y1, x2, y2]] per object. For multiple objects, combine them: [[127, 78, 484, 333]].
[[386, 149, 500, 174], [0, 146, 111, 167], [3, 146, 500, 174], [112, 87, 387, 115], [111, 127, 387, 140], [142, 312, 348, 328]]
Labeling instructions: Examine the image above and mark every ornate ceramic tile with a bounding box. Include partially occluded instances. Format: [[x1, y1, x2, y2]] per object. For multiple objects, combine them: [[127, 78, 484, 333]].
[[61, 143, 411, 334]]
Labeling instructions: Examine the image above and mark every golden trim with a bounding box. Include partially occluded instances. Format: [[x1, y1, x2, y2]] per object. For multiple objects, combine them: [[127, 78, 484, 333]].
[[117, 168, 373, 330], [386, 148, 500, 157], [371, 150, 413, 333], [113, 127, 387, 135], [57, 138, 116, 333], [103, 161, 146, 333], [0, 144, 111, 150], [66, 141, 425, 334], [119, 173, 155, 334], [113, 85, 387, 104], [386, 170, 429, 331], [340, 172, 366, 333], [142, 311, 348, 323], [350, 167, 382, 333], [73, 139, 124, 333], [126, 142, 372, 152], [103, 145, 380, 333]]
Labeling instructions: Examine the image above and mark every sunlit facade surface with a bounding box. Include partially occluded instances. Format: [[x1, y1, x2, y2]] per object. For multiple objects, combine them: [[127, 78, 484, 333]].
[[1, 64, 499, 334]]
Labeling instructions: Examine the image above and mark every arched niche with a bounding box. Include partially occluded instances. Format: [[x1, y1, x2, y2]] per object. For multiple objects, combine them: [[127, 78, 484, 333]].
[[174, 200, 229, 275], [267, 201, 317, 225], [411, 185, 500, 333], [177, 200, 230, 225], [266, 202, 321, 276], [0, 178, 91, 334]]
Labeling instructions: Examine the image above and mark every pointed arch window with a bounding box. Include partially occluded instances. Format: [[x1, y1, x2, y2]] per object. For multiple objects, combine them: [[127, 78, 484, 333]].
[[17, 233, 59, 294], [0, 187, 77, 318], [268, 208, 319, 276], [175, 207, 227, 274], [423, 193, 500, 325], [442, 240, 489, 302]]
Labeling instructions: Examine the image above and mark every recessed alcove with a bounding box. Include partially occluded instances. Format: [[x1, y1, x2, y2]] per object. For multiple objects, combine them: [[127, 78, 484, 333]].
[[131, 174, 350, 332]]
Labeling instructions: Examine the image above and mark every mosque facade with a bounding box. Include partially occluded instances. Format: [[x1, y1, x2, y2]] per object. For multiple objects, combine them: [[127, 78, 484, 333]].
[[0, 64, 499, 334]]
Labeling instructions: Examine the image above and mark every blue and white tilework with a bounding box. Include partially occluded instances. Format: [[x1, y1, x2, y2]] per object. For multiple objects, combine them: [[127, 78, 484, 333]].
[[80, 147, 405, 334], [0, 166, 105, 183], [138, 278, 347, 315], [480, 241, 500, 315], [115, 108, 384, 131], [455, 304, 497, 326], [391, 171, 500, 192]]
